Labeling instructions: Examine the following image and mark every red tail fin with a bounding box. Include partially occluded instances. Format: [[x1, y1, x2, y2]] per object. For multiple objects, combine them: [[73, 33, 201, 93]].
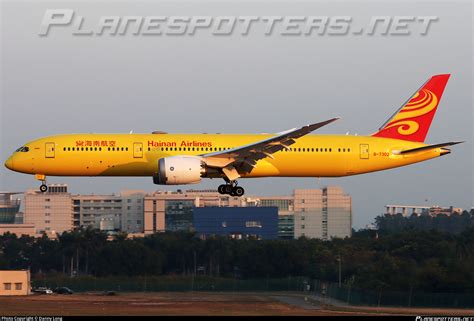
[[372, 74, 450, 142]]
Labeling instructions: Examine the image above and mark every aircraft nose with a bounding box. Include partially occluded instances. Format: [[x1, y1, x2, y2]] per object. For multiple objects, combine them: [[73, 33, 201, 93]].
[[4, 157, 14, 170]]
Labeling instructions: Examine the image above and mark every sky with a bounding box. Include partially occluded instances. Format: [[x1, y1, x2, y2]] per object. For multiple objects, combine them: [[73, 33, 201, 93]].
[[0, 0, 472, 229]]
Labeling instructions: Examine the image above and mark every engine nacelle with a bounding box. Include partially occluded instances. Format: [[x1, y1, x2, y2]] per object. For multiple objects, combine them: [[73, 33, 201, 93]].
[[153, 156, 206, 185]]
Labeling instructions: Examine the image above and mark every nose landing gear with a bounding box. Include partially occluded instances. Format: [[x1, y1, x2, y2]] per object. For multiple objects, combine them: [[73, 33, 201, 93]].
[[217, 181, 245, 197], [39, 184, 48, 193], [35, 174, 48, 193]]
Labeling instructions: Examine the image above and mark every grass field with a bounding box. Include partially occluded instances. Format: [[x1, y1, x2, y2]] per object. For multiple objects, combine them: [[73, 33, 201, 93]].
[[1, 292, 473, 316]]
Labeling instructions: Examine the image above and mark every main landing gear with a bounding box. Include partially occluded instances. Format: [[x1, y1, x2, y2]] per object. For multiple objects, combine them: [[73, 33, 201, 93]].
[[35, 174, 48, 193], [217, 181, 245, 197]]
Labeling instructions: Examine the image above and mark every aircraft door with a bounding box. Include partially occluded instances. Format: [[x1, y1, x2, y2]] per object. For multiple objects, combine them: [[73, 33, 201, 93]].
[[359, 144, 369, 159], [45, 142, 55, 158], [133, 142, 143, 158]]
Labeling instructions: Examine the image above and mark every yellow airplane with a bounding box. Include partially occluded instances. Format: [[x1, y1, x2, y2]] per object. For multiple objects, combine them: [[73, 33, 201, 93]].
[[4, 74, 462, 196]]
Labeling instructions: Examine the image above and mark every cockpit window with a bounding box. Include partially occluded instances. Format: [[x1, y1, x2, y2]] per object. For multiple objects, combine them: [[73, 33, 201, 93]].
[[15, 146, 29, 152]]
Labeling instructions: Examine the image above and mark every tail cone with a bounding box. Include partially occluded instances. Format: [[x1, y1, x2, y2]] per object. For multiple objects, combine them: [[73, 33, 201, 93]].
[[440, 148, 451, 156]]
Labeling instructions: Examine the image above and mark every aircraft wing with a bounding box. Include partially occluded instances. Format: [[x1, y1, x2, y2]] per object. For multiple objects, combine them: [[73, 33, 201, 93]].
[[202, 118, 339, 180]]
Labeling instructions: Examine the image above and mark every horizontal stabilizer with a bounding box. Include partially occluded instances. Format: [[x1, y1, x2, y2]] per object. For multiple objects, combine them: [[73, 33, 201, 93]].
[[397, 141, 464, 155]]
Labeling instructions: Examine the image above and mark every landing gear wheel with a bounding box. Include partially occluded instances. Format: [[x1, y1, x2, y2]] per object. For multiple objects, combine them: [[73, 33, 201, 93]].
[[39, 184, 48, 193], [218, 180, 245, 197], [218, 184, 227, 195], [233, 186, 245, 197], [224, 185, 233, 194]]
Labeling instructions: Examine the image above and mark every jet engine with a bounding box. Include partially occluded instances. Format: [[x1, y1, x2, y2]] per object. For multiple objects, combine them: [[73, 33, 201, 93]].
[[153, 156, 206, 185]]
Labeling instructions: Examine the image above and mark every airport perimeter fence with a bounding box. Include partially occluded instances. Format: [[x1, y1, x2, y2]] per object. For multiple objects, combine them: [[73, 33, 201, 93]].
[[311, 279, 474, 309], [32, 276, 474, 308], [32, 275, 312, 293]]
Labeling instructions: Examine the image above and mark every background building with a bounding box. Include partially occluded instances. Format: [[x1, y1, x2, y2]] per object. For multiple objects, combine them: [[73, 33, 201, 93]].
[[73, 194, 123, 231], [121, 190, 146, 233], [24, 185, 73, 237], [0, 224, 36, 237], [385, 204, 463, 217], [293, 187, 352, 240], [0, 192, 35, 237], [257, 188, 352, 240], [22, 186, 147, 236], [258, 196, 294, 239], [193, 207, 278, 240], [0, 270, 31, 296], [143, 190, 255, 234], [9, 184, 352, 240], [278, 214, 295, 239], [0, 192, 21, 224], [73, 190, 146, 232]]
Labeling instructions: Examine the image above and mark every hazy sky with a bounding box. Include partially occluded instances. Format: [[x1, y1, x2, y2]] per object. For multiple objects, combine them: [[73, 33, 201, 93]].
[[1, 0, 472, 228]]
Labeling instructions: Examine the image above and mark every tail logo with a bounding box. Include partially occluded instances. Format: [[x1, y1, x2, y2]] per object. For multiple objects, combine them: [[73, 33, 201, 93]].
[[372, 74, 450, 143], [382, 89, 438, 136]]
